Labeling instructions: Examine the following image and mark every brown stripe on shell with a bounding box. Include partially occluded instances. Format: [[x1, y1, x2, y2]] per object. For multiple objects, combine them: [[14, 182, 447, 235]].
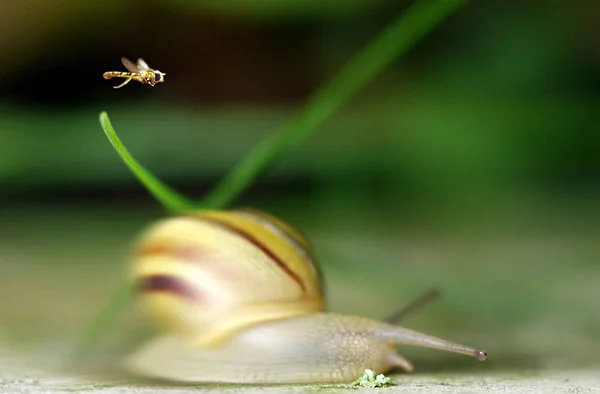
[[139, 243, 205, 262], [138, 274, 200, 300], [235, 208, 311, 249], [234, 209, 324, 295], [189, 214, 307, 293]]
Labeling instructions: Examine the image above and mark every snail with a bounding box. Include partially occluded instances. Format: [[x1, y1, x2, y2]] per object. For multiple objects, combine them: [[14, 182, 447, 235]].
[[124, 208, 487, 384]]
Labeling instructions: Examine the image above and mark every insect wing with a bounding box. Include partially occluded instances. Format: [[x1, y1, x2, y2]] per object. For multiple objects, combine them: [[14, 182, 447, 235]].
[[121, 57, 142, 73], [137, 58, 151, 71]]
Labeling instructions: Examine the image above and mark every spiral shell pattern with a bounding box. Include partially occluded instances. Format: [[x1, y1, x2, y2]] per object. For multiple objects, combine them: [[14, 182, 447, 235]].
[[131, 209, 325, 347]]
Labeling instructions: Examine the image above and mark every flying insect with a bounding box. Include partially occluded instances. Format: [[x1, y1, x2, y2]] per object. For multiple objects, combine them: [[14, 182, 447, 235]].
[[103, 57, 165, 89]]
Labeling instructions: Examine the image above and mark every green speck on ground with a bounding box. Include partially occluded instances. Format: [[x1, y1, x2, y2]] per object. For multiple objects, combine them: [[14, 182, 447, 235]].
[[352, 369, 392, 388]]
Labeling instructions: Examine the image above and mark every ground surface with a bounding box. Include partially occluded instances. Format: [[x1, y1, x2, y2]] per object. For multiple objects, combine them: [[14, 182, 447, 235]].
[[1, 365, 599, 393], [1, 345, 598, 394]]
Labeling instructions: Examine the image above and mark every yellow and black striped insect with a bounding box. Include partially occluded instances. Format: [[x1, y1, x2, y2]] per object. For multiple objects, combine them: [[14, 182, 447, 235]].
[[103, 57, 166, 89]]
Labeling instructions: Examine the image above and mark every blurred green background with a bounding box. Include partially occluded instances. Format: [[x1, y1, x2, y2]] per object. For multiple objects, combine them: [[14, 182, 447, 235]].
[[0, 0, 599, 380]]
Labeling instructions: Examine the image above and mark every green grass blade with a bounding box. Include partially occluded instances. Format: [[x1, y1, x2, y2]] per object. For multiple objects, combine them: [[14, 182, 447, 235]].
[[71, 113, 195, 357], [72, 281, 133, 359], [99, 111, 195, 213], [74, 0, 471, 359], [199, 0, 470, 208]]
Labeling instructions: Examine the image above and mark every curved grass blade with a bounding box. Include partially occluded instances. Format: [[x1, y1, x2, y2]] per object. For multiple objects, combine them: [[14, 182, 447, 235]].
[[73, 114, 196, 358], [199, 0, 470, 209], [99, 112, 195, 213], [72, 281, 133, 359]]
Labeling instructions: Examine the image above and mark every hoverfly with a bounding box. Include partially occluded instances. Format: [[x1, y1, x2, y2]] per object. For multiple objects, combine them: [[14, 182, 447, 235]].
[[103, 57, 166, 89]]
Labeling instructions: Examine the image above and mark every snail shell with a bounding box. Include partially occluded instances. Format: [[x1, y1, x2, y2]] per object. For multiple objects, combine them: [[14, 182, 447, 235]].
[[132, 209, 324, 347]]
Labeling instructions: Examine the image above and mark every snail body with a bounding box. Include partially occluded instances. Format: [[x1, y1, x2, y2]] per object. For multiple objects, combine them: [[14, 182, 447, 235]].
[[125, 209, 486, 384]]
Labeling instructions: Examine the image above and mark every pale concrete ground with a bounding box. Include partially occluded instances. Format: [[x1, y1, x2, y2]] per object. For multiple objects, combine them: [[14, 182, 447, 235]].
[[1, 347, 599, 394]]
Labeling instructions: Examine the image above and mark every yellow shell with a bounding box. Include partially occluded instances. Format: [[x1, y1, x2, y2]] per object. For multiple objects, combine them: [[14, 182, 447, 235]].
[[131, 209, 325, 347]]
